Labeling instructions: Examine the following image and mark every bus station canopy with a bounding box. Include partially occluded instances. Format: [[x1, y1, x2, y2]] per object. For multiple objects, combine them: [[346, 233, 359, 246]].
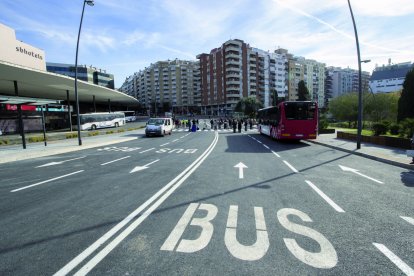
[[0, 61, 139, 105]]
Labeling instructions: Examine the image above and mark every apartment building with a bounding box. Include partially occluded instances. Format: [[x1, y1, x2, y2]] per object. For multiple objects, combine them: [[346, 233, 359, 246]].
[[197, 39, 263, 115], [119, 59, 200, 114], [325, 67, 370, 99]]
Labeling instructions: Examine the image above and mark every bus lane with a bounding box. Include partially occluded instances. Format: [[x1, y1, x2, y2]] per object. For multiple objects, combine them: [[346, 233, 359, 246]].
[[63, 132, 355, 275]]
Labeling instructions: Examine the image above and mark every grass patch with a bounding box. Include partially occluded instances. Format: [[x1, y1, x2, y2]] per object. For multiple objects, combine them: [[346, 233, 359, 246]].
[[117, 129, 125, 133], [106, 130, 115, 134], [335, 127, 401, 138]]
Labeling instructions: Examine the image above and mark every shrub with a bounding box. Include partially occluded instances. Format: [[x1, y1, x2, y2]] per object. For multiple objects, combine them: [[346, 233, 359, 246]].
[[87, 131, 100, 137], [28, 136, 45, 143], [117, 129, 125, 133], [66, 132, 78, 139], [399, 118, 414, 138], [389, 123, 400, 135], [106, 130, 114, 134], [371, 122, 388, 136]]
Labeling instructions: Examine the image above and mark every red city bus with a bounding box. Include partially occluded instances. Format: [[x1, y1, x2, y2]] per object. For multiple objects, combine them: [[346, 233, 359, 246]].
[[257, 101, 318, 140]]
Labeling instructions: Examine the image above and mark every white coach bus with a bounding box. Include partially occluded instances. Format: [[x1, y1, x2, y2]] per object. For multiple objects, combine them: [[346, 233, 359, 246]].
[[73, 112, 126, 130]]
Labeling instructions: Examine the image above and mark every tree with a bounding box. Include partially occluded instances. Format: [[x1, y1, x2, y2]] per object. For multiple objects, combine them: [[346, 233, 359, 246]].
[[328, 92, 359, 127], [397, 68, 414, 122], [364, 91, 399, 122], [234, 97, 263, 117], [297, 80, 310, 101]]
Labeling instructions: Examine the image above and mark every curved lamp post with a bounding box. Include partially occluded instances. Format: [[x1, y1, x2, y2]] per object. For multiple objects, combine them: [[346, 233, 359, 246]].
[[74, 0, 94, 146]]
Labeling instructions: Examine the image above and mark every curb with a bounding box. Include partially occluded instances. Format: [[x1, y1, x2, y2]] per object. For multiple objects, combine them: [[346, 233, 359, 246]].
[[307, 140, 414, 170]]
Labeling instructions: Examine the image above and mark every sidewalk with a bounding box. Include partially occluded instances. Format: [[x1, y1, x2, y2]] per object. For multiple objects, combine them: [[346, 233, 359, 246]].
[[0, 128, 145, 164], [307, 131, 414, 170]]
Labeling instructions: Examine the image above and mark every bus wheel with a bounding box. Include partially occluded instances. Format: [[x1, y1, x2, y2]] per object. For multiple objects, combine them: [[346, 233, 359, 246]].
[[91, 124, 97, 130], [115, 122, 119, 127]]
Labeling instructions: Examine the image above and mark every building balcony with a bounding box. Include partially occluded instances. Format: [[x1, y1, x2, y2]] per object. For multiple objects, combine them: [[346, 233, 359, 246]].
[[226, 80, 241, 85], [226, 53, 240, 59], [225, 45, 241, 52]]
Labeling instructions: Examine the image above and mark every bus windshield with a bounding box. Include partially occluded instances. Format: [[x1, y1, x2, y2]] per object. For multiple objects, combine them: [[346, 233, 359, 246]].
[[284, 102, 316, 120]]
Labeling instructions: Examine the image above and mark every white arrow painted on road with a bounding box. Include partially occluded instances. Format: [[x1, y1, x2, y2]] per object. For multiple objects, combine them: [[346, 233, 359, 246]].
[[339, 165, 384, 184], [36, 156, 86, 168], [130, 159, 160, 173], [234, 162, 248, 179]]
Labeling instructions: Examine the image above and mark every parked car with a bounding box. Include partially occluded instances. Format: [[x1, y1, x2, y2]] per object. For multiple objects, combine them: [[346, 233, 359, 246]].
[[145, 117, 173, 137]]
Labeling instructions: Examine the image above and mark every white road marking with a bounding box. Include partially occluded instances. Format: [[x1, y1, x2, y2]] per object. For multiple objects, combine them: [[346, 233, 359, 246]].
[[272, 151, 281, 158], [305, 180, 345, 213], [339, 165, 384, 184], [11, 170, 84, 193], [263, 144, 270, 149], [139, 148, 155, 154], [100, 156, 130, 166], [400, 216, 414, 226], [54, 132, 219, 276], [179, 135, 186, 139], [129, 159, 160, 173], [160, 142, 170, 147], [234, 162, 248, 179], [283, 160, 299, 173], [172, 139, 179, 142], [373, 243, 414, 275], [36, 156, 86, 168]]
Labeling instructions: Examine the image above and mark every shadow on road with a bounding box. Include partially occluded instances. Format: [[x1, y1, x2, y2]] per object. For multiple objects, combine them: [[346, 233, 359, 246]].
[[400, 171, 414, 187]]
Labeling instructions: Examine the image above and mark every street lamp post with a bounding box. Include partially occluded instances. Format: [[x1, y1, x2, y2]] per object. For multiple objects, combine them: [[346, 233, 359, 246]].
[[74, 0, 94, 146], [347, 0, 364, 150]]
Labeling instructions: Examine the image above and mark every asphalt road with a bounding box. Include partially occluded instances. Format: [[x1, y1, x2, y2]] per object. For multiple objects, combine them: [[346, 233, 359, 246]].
[[0, 122, 413, 275]]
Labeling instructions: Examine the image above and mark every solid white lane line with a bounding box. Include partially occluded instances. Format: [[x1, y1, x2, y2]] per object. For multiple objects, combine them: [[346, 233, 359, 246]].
[[305, 180, 345, 213], [271, 151, 281, 158], [54, 132, 219, 276], [11, 170, 84, 193], [263, 144, 270, 149], [283, 160, 299, 173], [160, 142, 170, 147], [400, 216, 414, 226], [373, 243, 414, 275], [139, 148, 155, 154], [100, 156, 130, 166]]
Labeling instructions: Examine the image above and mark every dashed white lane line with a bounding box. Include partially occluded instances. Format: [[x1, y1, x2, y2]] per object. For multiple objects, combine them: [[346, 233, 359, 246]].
[[305, 180, 345, 213], [373, 243, 414, 276], [11, 170, 84, 193], [172, 139, 179, 142], [100, 156, 130, 166], [400, 216, 414, 226], [160, 142, 170, 147], [272, 150, 281, 158], [283, 160, 299, 173], [139, 148, 155, 154]]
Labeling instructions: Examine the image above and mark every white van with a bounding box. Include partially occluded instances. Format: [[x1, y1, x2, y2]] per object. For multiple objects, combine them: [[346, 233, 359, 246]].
[[145, 117, 174, 137]]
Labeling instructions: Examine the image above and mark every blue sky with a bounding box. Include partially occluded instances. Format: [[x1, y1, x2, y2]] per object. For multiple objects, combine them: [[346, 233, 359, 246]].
[[1, 0, 413, 88]]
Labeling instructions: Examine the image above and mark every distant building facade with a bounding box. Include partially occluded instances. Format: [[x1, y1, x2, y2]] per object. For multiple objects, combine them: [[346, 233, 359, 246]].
[[46, 62, 115, 89], [119, 59, 200, 114], [370, 62, 414, 93], [325, 67, 370, 100]]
